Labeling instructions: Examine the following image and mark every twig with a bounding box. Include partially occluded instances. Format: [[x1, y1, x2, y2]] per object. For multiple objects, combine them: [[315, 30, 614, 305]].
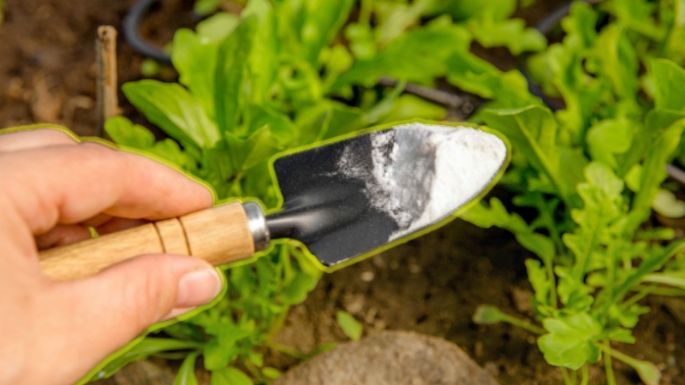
[[96, 25, 120, 137]]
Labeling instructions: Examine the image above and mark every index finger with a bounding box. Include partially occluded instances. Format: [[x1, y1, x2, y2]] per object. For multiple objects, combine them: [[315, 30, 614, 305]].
[[0, 142, 214, 235]]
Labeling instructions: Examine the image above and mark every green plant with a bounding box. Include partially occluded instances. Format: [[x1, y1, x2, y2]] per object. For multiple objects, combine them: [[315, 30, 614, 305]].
[[86, 0, 499, 383], [85, 0, 685, 384], [462, 2, 685, 384]]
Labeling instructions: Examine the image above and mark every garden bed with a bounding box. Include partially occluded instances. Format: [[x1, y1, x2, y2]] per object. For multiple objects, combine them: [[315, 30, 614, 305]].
[[2, 1, 685, 384]]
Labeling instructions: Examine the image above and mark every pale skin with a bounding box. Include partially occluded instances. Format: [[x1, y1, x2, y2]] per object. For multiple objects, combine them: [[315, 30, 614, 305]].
[[0, 128, 222, 385]]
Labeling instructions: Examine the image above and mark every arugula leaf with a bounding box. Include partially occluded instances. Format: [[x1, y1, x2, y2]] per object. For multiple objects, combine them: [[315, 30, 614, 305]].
[[211, 367, 253, 385], [586, 118, 634, 169], [537, 313, 601, 370], [480, 105, 584, 203], [564, 162, 623, 280], [174, 352, 199, 385], [463, 198, 555, 264]]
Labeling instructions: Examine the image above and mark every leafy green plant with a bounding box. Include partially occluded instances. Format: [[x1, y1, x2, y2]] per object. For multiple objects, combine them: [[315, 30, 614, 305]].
[[87, 0, 685, 384], [462, 2, 685, 384], [87, 0, 496, 383]]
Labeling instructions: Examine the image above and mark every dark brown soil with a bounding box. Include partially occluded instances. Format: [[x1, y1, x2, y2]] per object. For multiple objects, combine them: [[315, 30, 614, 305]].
[[1, 1, 684, 385], [275, 219, 685, 385], [0, 0, 192, 135]]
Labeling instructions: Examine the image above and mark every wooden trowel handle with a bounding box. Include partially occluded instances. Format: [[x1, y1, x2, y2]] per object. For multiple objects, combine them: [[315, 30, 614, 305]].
[[39, 202, 269, 281]]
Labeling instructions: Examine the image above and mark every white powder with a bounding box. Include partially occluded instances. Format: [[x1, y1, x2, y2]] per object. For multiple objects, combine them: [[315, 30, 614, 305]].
[[337, 123, 507, 240]]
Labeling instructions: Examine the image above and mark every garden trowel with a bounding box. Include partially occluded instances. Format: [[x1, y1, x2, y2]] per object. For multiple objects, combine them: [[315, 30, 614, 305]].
[[39, 122, 508, 280]]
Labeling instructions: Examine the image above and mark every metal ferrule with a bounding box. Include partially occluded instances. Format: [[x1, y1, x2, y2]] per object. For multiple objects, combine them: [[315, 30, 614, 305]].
[[243, 202, 270, 251]]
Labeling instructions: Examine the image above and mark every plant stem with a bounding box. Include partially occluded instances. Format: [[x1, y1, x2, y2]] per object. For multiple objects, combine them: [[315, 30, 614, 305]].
[[499, 313, 546, 335], [604, 343, 617, 385], [599, 344, 640, 367], [358, 0, 372, 26], [561, 368, 575, 385], [580, 366, 589, 385], [267, 341, 304, 359], [633, 285, 685, 297]]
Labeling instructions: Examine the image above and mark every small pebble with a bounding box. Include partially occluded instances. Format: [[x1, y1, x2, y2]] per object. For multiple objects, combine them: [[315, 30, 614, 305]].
[[360, 270, 375, 282]]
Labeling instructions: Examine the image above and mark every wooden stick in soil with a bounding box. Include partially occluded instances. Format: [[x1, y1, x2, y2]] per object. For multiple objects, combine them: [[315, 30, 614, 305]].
[[95, 25, 120, 137]]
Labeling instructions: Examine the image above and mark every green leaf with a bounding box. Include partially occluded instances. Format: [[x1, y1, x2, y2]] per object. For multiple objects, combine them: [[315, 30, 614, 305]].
[[123, 80, 219, 148], [211, 367, 253, 385], [94, 338, 202, 378], [469, 18, 546, 54], [563, 162, 624, 282], [650, 58, 685, 111], [610, 240, 685, 302], [225, 125, 280, 173], [631, 116, 685, 219], [336, 311, 363, 341], [171, 29, 220, 118], [605, 0, 662, 39], [463, 198, 555, 263], [174, 352, 199, 385], [281, 268, 321, 304], [300, 0, 354, 66], [593, 24, 638, 99], [526, 259, 552, 308], [104, 116, 155, 148], [442, 0, 516, 21], [383, 94, 446, 121], [203, 322, 255, 370], [243, 0, 278, 104], [480, 105, 583, 203], [193, 0, 221, 16], [262, 367, 281, 380], [643, 272, 685, 290], [538, 313, 602, 370], [214, 16, 257, 133], [333, 20, 470, 89], [586, 118, 634, 169], [653, 189, 685, 218], [197, 13, 239, 42]]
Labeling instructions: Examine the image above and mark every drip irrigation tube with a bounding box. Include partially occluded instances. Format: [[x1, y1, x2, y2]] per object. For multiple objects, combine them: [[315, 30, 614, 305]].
[[124, 0, 173, 64]]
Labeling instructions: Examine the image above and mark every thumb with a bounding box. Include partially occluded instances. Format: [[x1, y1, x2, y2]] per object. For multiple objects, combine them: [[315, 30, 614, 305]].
[[43, 254, 222, 382]]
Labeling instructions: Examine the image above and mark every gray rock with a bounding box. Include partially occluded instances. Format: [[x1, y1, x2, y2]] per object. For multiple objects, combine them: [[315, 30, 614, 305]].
[[274, 331, 501, 385]]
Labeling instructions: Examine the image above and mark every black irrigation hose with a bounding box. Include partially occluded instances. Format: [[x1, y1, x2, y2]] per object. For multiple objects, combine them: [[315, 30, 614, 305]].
[[124, 0, 173, 64]]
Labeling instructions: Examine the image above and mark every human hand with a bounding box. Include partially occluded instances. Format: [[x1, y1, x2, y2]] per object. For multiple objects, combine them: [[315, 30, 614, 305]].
[[0, 128, 222, 385]]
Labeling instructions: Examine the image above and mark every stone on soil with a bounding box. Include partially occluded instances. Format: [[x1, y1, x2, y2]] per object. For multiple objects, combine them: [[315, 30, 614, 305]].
[[274, 331, 501, 385]]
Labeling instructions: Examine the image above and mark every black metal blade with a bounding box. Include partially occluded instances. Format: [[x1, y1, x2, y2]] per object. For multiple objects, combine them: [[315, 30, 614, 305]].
[[268, 122, 507, 267]]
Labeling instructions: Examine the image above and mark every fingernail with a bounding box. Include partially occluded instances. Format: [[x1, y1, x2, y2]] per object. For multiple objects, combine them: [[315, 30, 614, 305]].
[[176, 268, 222, 308]]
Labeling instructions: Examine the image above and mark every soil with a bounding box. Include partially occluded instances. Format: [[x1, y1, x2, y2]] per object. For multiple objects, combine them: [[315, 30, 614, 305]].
[[0, 0, 193, 136], [1, 1, 684, 385]]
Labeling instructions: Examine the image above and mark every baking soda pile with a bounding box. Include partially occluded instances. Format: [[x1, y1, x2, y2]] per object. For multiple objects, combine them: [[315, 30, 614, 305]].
[[338, 123, 507, 240]]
